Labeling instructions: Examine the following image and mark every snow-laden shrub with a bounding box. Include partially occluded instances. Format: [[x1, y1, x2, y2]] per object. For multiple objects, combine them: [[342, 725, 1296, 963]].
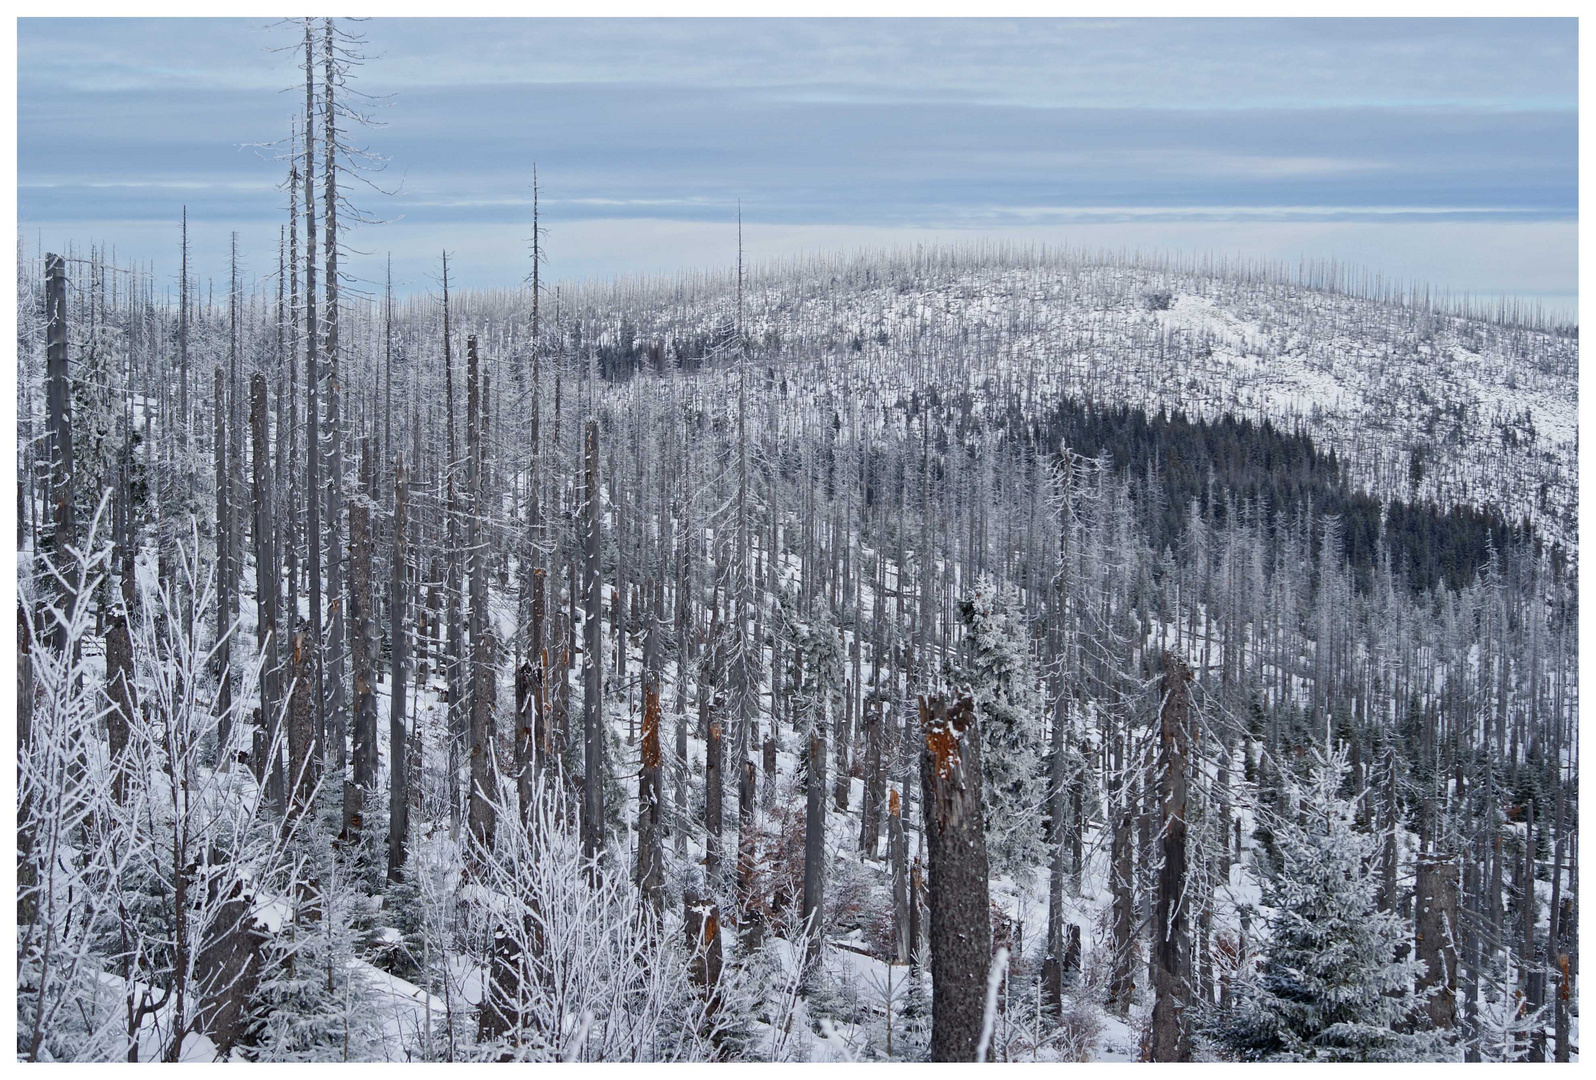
[[462, 779, 738, 1061]]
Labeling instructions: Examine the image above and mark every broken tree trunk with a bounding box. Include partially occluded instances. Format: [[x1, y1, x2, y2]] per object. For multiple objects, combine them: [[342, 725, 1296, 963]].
[[919, 693, 992, 1062], [1149, 651, 1193, 1062], [684, 889, 724, 1021], [1415, 855, 1459, 1031]]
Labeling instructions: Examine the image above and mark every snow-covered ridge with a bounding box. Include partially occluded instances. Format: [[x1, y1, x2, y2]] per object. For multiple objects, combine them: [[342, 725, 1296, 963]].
[[561, 253, 1576, 556]]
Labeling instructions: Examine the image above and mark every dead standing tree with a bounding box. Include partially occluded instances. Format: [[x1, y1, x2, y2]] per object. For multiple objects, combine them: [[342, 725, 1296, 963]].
[[1416, 855, 1460, 1032], [920, 693, 992, 1062], [636, 670, 665, 913], [343, 496, 377, 843], [580, 418, 604, 864], [1148, 650, 1193, 1061], [467, 336, 497, 860], [388, 453, 409, 880]]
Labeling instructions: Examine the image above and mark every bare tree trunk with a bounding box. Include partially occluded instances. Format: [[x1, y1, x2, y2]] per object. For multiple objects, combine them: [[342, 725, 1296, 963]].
[[859, 702, 883, 858], [1554, 894, 1573, 1062], [1415, 855, 1459, 1030], [1149, 651, 1193, 1061], [737, 756, 760, 948], [250, 373, 282, 811], [1043, 639, 1069, 1015], [467, 338, 496, 860], [581, 418, 604, 863], [441, 255, 463, 837], [388, 453, 409, 881], [889, 787, 909, 964], [802, 725, 827, 972], [761, 728, 776, 812], [301, 22, 325, 777], [214, 366, 234, 750], [530, 566, 548, 778], [684, 889, 724, 1019], [1524, 796, 1543, 1060], [705, 702, 723, 882], [919, 693, 991, 1062], [322, 16, 348, 789], [104, 613, 133, 805], [287, 626, 316, 820], [637, 670, 664, 913], [833, 682, 852, 811], [344, 499, 377, 841], [1110, 734, 1136, 1013], [17, 605, 36, 932]]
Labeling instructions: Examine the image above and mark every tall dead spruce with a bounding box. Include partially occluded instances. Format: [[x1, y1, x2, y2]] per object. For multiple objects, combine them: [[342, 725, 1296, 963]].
[[580, 417, 604, 864], [467, 335, 496, 858], [1148, 650, 1193, 1061], [388, 453, 409, 880]]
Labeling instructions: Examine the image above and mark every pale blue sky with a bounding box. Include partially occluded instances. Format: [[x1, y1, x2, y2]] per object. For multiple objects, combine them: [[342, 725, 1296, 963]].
[[16, 18, 1578, 314]]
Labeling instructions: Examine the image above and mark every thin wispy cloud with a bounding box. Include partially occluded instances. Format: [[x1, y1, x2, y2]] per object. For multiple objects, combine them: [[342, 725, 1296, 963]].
[[16, 17, 1576, 313]]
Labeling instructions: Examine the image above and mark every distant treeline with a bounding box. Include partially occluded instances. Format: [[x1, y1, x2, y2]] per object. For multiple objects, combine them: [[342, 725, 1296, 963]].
[[1022, 399, 1545, 595]]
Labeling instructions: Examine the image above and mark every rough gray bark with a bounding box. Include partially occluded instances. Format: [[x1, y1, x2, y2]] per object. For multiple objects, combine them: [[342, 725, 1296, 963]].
[[920, 693, 990, 1062], [344, 498, 377, 841], [684, 889, 724, 1004], [580, 418, 604, 862], [802, 725, 827, 970], [761, 728, 776, 812], [1415, 856, 1459, 1030], [43, 254, 74, 652], [193, 883, 265, 1056], [249, 373, 281, 811], [1554, 894, 1573, 1062], [530, 566, 548, 777], [1524, 796, 1543, 1060], [441, 254, 463, 837], [104, 613, 133, 805], [301, 21, 325, 775], [909, 855, 923, 969], [737, 756, 760, 948], [513, 657, 534, 824], [833, 682, 851, 811], [18, 604, 35, 929], [636, 670, 664, 913], [388, 453, 409, 881], [1149, 651, 1193, 1062], [1043, 663, 1068, 1016], [705, 704, 723, 882], [889, 787, 909, 964], [321, 16, 348, 788], [858, 701, 883, 857], [283, 172, 299, 655], [287, 624, 316, 820], [213, 366, 234, 749], [467, 335, 497, 859], [1109, 732, 1136, 1013], [477, 926, 522, 1050]]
